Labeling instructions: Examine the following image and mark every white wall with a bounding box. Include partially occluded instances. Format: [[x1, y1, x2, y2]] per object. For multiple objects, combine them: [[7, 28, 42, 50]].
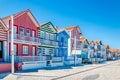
[[22, 61, 46, 70], [68, 38, 71, 56], [51, 62, 64, 67]]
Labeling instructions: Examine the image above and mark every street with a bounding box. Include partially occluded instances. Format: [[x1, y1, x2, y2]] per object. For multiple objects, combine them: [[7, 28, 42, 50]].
[[3, 60, 120, 80]]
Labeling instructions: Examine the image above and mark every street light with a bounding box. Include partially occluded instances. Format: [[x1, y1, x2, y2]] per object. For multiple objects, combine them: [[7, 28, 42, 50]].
[[11, 15, 14, 74], [74, 35, 76, 66]]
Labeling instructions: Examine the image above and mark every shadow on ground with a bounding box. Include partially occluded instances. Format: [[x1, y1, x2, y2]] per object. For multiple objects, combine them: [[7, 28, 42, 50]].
[[0, 72, 10, 79]]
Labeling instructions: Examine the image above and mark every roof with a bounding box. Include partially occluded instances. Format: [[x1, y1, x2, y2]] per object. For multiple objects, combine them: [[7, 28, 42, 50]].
[[65, 26, 76, 31], [39, 22, 57, 33], [2, 9, 40, 27], [56, 28, 65, 32], [65, 26, 82, 34], [109, 48, 119, 53], [93, 40, 101, 44], [104, 44, 109, 49], [80, 37, 89, 44], [80, 38, 86, 43]]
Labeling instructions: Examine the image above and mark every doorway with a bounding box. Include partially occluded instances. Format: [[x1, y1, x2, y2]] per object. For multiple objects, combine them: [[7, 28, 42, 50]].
[[0, 41, 3, 61]]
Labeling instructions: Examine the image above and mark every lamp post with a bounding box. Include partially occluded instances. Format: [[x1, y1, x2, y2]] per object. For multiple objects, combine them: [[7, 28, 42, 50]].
[[11, 15, 14, 74], [74, 35, 76, 66]]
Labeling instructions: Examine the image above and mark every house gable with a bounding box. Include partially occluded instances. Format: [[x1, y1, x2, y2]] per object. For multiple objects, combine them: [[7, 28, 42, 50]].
[[57, 30, 69, 38], [2, 9, 39, 28], [0, 19, 8, 41], [39, 22, 57, 33]]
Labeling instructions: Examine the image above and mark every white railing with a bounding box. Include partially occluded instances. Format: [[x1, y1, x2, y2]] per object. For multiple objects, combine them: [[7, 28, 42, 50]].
[[39, 38, 58, 47], [10, 56, 46, 62], [10, 34, 58, 47], [13, 34, 39, 43], [52, 57, 63, 62]]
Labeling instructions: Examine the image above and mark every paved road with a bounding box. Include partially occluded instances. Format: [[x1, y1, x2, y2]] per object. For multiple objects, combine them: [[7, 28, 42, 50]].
[[3, 60, 120, 80]]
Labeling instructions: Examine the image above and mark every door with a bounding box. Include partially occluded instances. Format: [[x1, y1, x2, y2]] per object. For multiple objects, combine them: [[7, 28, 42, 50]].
[[0, 41, 3, 59], [14, 45, 17, 56], [32, 47, 35, 56], [32, 31, 35, 41], [13, 26, 17, 39]]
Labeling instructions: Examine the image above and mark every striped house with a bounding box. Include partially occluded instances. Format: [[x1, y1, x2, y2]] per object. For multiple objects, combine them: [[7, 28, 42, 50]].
[[0, 19, 8, 62], [38, 22, 58, 66], [2, 9, 42, 63]]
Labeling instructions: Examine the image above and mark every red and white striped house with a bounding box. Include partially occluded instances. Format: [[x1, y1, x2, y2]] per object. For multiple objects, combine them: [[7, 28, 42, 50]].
[[0, 19, 8, 62], [2, 9, 42, 63]]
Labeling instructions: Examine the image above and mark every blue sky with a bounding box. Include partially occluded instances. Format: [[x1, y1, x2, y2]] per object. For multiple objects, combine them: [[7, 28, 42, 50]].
[[0, 0, 120, 49]]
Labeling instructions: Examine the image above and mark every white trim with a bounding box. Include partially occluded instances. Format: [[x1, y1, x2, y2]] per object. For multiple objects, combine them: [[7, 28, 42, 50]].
[[0, 19, 8, 30], [27, 12, 39, 27]]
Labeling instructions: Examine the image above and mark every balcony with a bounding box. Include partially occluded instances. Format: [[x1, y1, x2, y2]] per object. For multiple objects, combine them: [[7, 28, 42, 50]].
[[39, 38, 58, 47], [9, 34, 58, 47], [59, 42, 68, 47], [9, 34, 40, 45]]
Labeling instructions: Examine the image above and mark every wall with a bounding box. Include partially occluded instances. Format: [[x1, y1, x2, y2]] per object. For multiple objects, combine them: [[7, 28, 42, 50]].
[[0, 63, 11, 72], [22, 61, 46, 70]]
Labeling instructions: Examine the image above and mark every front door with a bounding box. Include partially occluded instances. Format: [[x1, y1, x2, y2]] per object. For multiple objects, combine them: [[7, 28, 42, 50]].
[[32, 47, 35, 56], [14, 45, 17, 56], [32, 31, 35, 41], [0, 41, 3, 61]]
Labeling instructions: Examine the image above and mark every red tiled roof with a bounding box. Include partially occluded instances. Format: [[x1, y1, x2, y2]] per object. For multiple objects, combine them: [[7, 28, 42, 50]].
[[56, 28, 65, 32], [65, 26, 77, 31], [80, 37, 86, 43], [104, 44, 109, 49], [93, 40, 101, 44], [109, 48, 119, 53]]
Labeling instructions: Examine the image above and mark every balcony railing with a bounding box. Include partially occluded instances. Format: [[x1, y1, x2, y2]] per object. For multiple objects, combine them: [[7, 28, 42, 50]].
[[59, 42, 68, 47], [9, 34, 58, 47], [39, 38, 58, 47]]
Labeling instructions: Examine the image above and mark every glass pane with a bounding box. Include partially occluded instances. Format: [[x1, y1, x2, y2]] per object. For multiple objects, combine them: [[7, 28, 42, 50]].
[[20, 28, 24, 35], [0, 42, 1, 51], [26, 30, 30, 36]]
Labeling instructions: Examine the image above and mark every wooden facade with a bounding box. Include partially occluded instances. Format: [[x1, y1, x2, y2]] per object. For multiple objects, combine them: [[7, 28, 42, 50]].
[[2, 10, 40, 58], [38, 22, 58, 59]]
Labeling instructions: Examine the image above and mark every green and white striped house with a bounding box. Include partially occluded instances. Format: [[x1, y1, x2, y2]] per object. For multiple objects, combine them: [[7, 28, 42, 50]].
[[38, 22, 58, 61]]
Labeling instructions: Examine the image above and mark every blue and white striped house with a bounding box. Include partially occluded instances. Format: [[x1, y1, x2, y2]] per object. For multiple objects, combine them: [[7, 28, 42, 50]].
[[56, 28, 70, 60]]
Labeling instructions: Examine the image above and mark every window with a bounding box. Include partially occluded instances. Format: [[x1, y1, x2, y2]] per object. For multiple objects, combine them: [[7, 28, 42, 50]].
[[54, 34, 56, 40], [40, 31, 44, 38], [13, 26, 17, 34], [57, 36, 59, 41], [26, 30, 30, 37], [23, 46, 28, 54], [50, 34, 54, 40], [38, 48, 42, 55], [46, 33, 49, 39], [20, 28, 24, 35], [32, 31, 35, 37], [0, 42, 2, 51], [14, 45, 17, 56], [32, 47, 35, 56]]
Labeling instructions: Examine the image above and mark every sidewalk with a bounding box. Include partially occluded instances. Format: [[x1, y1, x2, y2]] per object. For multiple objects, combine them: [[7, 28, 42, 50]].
[[2, 60, 118, 80]]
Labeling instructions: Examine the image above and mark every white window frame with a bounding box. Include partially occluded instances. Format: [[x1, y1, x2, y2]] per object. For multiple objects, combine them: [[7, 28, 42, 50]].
[[20, 28, 24, 35], [40, 31, 44, 38], [32, 47, 35, 56], [46, 32, 49, 40], [26, 29, 30, 37], [23, 46, 28, 54]]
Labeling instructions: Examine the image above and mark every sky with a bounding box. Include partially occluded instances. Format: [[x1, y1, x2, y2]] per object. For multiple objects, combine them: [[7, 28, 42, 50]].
[[0, 0, 120, 49]]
